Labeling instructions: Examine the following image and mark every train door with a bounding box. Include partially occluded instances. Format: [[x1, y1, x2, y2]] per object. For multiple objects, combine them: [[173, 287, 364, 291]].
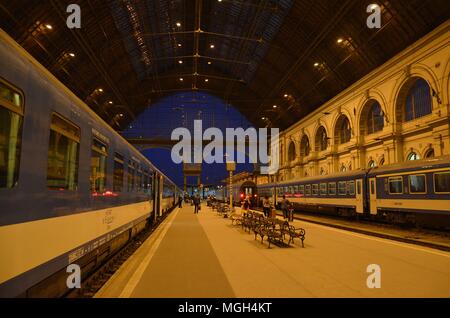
[[355, 179, 363, 214], [369, 177, 377, 215]]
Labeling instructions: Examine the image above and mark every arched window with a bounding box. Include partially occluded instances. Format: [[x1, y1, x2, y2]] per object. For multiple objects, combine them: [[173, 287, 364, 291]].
[[424, 148, 435, 159], [407, 152, 420, 161], [340, 164, 347, 172], [288, 141, 296, 162], [315, 126, 328, 151], [367, 102, 384, 134], [379, 158, 385, 166], [405, 78, 432, 121], [368, 160, 377, 168], [300, 135, 310, 157], [335, 115, 351, 144]]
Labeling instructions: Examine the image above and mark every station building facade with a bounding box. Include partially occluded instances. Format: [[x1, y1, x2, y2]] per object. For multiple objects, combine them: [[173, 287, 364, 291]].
[[268, 22, 449, 183]]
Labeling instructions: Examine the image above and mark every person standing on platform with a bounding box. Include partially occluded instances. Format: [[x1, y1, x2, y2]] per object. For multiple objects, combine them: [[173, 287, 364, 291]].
[[178, 196, 183, 208], [262, 196, 271, 218], [193, 194, 201, 214], [281, 195, 290, 220]]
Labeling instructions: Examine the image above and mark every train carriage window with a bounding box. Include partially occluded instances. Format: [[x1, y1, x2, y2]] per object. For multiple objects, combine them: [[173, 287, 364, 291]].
[[0, 80, 24, 188], [328, 182, 336, 195], [338, 181, 347, 195], [320, 183, 327, 195], [305, 185, 311, 196], [312, 184, 319, 195], [388, 177, 403, 194], [348, 181, 355, 195], [294, 186, 298, 194], [136, 167, 143, 192], [409, 175, 426, 194], [47, 114, 80, 190], [113, 153, 124, 192], [127, 161, 135, 192], [434, 172, 450, 194], [90, 138, 107, 193], [299, 185, 304, 195]]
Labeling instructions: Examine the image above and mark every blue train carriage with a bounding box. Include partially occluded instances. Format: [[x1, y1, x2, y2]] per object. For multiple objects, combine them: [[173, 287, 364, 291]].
[[258, 169, 368, 217], [161, 176, 177, 214], [368, 156, 450, 229], [0, 28, 178, 297]]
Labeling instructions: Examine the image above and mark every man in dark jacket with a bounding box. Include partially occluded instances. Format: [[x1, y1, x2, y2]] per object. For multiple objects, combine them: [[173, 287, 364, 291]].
[[193, 194, 201, 214], [280, 195, 290, 220]]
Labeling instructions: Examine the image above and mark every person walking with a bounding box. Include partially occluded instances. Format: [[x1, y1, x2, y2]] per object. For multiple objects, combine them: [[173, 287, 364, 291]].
[[193, 194, 201, 214], [280, 195, 290, 220], [262, 196, 271, 218]]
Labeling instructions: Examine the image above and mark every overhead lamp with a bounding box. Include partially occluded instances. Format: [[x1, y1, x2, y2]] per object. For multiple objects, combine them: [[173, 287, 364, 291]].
[[176, 22, 181, 27], [179, 78, 184, 81], [261, 117, 266, 120], [108, 101, 113, 105], [314, 62, 319, 67], [337, 38, 344, 44], [208, 61, 212, 65], [177, 43, 182, 47], [283, 94, 288, 98], [119, 113, 124, 117], [178, 60, 183, 64], [45, 24, 53, 30], [204, 79, 209, 82], [98, 88, 104, 93], [273, 105, 278, 109], [68, 53, 75, 57], [210, 44, 215, 49]]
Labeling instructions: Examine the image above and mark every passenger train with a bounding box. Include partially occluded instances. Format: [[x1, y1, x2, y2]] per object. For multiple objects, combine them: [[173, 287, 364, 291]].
[[216, 180, 258, 206], [258, 156, 450, 230], [0, 29, 181, 297]]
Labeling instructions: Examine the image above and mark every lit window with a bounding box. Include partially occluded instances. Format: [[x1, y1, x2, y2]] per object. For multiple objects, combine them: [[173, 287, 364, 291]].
[[368, 160, 377, 168], [407, 152, 420, 161], [409, 175, 426, 194], [336, 115, 351, 144], [0, 81, 24, 188], [113, 153, 124, 192], [47, 114, 80, 190], [91, 138, 108, 193]]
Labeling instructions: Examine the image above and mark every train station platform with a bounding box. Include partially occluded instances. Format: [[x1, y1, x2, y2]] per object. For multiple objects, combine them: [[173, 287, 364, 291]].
[[95, 204, 450, 298]]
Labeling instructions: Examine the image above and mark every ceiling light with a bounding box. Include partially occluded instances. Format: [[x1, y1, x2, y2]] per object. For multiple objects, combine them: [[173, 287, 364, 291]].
[[176, 22, 181, 27], [179, 78, 184, 81], [178, 60, 183, 64], [177, 43, 182, 47], [68, 53, 75, 57], [208, 61, 212, 65], [108, 101, 113, 105], [284, 94, 288, 98], [273, 105, 277, 109], [337, 38, 344, 44], [98, 88, 104, 92], [314, 62, 319, 67], [205, 79, 209, 82], [45, 24, 53, 30], [119, 113, 124, 117], [210, 44, 215, 49]]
